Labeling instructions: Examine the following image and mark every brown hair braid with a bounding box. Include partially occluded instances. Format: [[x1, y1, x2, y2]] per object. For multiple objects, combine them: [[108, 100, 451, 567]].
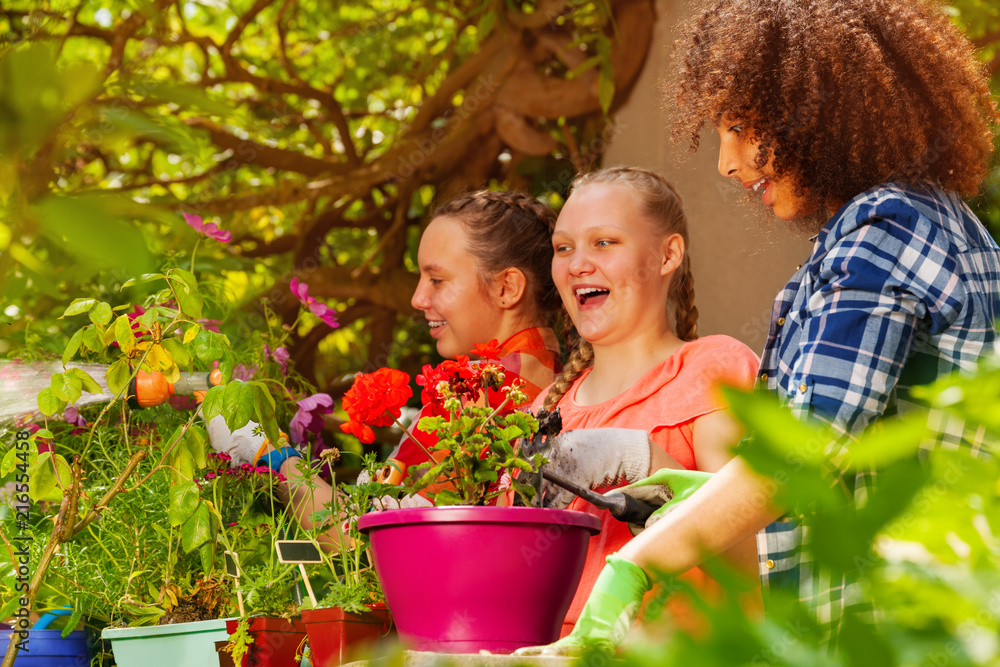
[[432, 190, 561, 323], [542, 167, 698, 410]]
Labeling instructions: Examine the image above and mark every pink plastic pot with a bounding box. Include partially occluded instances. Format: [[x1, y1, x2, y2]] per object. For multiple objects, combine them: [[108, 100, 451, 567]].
[[358, 506, 600, 654]]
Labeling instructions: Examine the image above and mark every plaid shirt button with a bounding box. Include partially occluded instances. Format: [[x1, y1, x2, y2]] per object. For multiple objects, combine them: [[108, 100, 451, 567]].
[[760, 373, 768, 382], [765, 559, 775, 569], [777, 317, 786, 326], [799, 383, 807, 393]]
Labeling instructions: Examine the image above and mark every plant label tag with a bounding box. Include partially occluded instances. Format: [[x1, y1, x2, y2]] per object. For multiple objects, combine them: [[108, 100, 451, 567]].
[[275, 540, 323, 564], [224, 550, 241, 579]]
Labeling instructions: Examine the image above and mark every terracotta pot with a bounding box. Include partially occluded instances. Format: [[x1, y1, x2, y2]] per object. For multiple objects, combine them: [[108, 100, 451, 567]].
[[224, 617, 306, 667], [358, 506, 600, 654], [300, 605, 391, 667]]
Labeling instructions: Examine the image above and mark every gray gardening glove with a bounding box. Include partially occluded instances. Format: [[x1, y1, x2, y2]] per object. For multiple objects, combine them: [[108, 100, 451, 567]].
[[521, 428, 651, 509], [205, 415, 268, 466]]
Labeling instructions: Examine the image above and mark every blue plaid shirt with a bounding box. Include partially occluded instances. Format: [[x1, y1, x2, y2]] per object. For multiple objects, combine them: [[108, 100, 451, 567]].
[[754, 183, 1000, 636]]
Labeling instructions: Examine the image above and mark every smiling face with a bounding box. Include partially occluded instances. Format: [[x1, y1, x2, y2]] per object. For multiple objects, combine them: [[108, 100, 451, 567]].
[[551, 183, 680, 348], [410, 215, 506, 359], [713, 115, 818, 221]]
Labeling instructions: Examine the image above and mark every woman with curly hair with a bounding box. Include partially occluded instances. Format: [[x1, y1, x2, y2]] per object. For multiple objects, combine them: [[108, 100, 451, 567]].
[[518, 0, 1000, 655]]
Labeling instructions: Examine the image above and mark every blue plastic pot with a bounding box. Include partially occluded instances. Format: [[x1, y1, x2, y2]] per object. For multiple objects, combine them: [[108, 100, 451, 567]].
[[0, 629, 90, 666]]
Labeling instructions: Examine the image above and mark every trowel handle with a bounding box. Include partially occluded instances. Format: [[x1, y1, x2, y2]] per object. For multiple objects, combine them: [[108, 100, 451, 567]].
[[540, 469, 659, 525]]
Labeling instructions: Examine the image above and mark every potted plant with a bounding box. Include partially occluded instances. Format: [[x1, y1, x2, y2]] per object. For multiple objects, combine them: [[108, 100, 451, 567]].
[[348, 354, 601, 654], [0, 241, 316, 667], [294, 452, 399, 667]]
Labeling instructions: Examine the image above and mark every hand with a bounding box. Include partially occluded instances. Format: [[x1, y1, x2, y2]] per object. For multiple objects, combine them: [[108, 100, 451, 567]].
[[368, 492, 433, 511], [205, 415, 268, 466], [513, 554, 650, 656], [521, 428, 652, 509], [603, 467, 713, 535]]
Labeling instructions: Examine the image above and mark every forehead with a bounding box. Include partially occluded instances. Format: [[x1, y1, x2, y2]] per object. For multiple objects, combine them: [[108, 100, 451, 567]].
[[418, 215, 475, 265], [555, 182, 648, 233]]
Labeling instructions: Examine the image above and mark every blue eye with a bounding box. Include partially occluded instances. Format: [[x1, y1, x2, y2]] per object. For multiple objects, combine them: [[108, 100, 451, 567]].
[[729, 124, 743, 134], [596, 239, 614, 247]]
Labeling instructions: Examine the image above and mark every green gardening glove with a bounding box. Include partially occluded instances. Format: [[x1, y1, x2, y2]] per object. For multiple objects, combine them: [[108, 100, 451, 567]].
[[603, 467, 712, 535], [514, 554, 650, 656]]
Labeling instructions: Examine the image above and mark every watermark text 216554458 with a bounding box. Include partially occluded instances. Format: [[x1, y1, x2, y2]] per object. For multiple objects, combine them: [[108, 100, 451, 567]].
[[8, 429, 33, 652]]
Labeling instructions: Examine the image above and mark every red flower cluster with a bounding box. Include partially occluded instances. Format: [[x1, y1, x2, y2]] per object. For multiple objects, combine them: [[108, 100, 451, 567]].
[[416, 355, 483, 417], [340, 368, 413, 443]]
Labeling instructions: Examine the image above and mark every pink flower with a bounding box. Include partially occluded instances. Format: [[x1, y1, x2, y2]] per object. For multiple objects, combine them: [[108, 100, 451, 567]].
[[264, 345, 291, 375], [290, 393, 334, 444], [205, 471, 217, 480], [63, 405, 88, 436], [289, 277, 339, 329], [183, 212, 232, 243], [230, 363, 256, 382]]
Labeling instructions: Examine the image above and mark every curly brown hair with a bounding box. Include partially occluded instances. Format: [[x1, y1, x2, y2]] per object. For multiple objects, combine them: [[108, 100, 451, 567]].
[[671, 0, 999, 211]]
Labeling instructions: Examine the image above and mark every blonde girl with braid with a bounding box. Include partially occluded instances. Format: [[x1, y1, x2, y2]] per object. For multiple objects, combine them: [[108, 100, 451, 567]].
[[528, 167, 760, 636]]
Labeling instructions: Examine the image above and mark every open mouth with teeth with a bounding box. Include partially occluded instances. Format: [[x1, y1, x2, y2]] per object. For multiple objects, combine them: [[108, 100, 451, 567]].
[[575, 286, 610, 307], [748, 177, 774, 207], [427, 320, 446, 329]]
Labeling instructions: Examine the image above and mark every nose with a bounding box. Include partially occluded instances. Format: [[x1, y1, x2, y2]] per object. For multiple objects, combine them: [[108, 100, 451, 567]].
[[567, 249, 594, 276], [411, 278, 430, 311], [717, 133, 739, 179]]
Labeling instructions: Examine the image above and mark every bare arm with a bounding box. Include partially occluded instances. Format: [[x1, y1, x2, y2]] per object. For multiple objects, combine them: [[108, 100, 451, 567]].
[[619, 456, 783, 578], [277, 456, 349, 553]]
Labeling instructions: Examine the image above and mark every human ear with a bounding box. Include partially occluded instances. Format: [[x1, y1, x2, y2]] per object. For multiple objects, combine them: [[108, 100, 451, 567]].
[[661, 233, 685, 277], [495, 268, 527, 309]]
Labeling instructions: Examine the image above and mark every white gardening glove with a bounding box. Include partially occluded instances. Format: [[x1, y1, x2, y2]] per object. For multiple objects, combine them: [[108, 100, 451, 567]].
[[522, 428, 651, 510], [205, 415, 268, 466]]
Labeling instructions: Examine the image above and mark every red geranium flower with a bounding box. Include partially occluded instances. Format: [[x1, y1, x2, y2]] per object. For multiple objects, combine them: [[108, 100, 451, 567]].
[[415, 355, 483, 416], [470, 339, 503, 360], [340, 368, 412, 442]]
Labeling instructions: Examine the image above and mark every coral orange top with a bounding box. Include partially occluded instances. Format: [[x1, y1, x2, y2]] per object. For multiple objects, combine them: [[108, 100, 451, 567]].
[[530, 335, 759, 635], [384, 327, 561, 481]]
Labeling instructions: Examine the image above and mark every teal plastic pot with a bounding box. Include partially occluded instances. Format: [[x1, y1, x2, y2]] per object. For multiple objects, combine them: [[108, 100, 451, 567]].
[[102, 618, 236, 667]]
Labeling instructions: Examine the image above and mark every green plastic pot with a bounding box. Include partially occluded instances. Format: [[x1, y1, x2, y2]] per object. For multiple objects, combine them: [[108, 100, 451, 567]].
[[102, 618, 236, 667]]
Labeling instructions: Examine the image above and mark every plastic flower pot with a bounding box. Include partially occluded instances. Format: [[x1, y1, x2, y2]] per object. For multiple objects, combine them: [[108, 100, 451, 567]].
[[300, 604, 391, 667], [0, 629, 89, 666], [102, 617, 236, 667], [358, 506, 601, 654], [224, 617, 306, 667]]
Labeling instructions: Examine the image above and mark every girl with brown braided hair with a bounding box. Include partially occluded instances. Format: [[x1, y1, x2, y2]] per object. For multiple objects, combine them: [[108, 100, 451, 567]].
[[208, 190, 563, 545], [528, 167, 760, 637], [518, 0, 1000, 656]]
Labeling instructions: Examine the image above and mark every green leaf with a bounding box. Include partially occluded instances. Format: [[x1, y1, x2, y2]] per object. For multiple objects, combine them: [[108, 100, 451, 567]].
[[37, 387, 65, 416], [598, 68, 615, 114], [0, 596, 19, 625], [54, 371, 83, 403], [170, 269, 203, 320], [121, 272, 165, 288], [114, 315, 136, 355], [65, 367, 102, 395], [0, 448, 17, 477], [61, 298, 97, 318], [846, 416, 928, 469], [222, 380, 256, 432], [201, 385, 225, 423], [62, 328, 85, 366], [162, 338, 192, 370], [89, 301, 113, 327], [193, 329, 225, 363], [105, 358, 132, 397], [61, 608, 84, 638], [168, 481, 201, 527], [181, 502, 212, 553], [723, 388, 836, 466], [253, 383, 280, 448], [28, 452, 71, 502], [81, 325, 105, 352], [169, 425, 195, 485]]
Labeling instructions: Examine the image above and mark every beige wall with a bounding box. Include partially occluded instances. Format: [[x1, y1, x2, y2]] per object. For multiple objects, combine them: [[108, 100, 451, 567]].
[[602, 0, 814, 354]]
